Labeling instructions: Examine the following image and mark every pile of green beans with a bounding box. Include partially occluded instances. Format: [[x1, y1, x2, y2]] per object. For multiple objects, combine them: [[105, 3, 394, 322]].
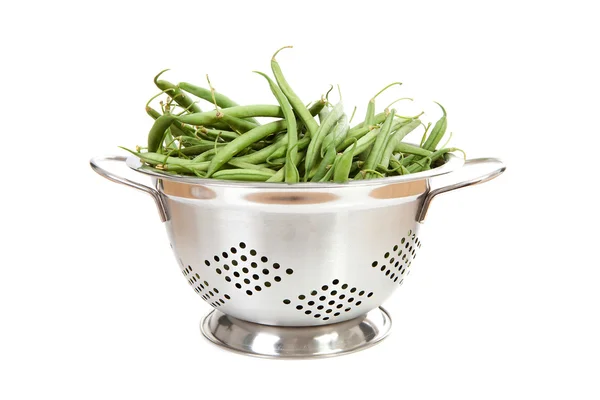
[[125, 47, 463, 183]]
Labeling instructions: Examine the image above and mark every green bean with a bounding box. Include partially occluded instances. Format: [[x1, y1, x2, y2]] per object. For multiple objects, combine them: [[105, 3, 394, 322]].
[[266, 150, 305, 183], [284, 143, 300, 182], [154, 70, 202, 114], [321, 114, 349, 156], [147, 114, 176, 153], [379, 120, 422, 168], [308, 99, 326, 117], [193, 147, 219, 162], [218, 112, 258, 133], [351, 160, 364, 171], [334, 140, 356, 183], [236, 141, 284, 164], [212, 169, 274, 181], [227, 159, 278, 174], [429, 147, 465, 163], [179, 82, 259, 124], [319, 106, 330, 124], [147, 106, 194, 141], [206, 120, 286, 177], [271, 46, 319, 136], [179, 142, 227, 156], [347, 126, 381, 156], [192, 126, 239, 141], [319, 154, 342, 182], [121, 147, 209, 171], [253, 71, 299, 183], [305, 101, 344, 178], [394, 142, 433, 157], [364, 110, 396, 178], [177, 105, 283, 126], [422, 102, 447, 150], [310, 144, 337, 182], [350, 112, 388, 132]]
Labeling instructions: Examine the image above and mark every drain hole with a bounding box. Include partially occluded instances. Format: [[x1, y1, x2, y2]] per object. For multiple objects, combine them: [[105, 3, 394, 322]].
[[274, 276, 282, 282], [246, 290, 253, 296], [230, 247, 237, 254], [222, 252, 228, 258], [273, 263, 280, 269], [251, 262, 258, 268], [265, 281, 271, 287], [239, 242, 246, 249], [214, 255, 220, 262], [299, 295, 306, 300], [261, 256, 268, 263], [286, 269, 294, 275], [205, 260, 210, 266], [283, 299, 291, 304], [250, 249, 257, 256]]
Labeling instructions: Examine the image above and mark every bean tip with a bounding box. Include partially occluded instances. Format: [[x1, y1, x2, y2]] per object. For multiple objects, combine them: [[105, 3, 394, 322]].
[[153, 69, 170, 85], [272, 45, 293, 61]]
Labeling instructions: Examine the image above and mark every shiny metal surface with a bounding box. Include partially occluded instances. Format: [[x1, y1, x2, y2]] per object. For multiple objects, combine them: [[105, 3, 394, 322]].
[[201, 307, 392, 358], [90, 154, 505, 329], [417, 158, 506, 222], [90, 155, 169, 222]]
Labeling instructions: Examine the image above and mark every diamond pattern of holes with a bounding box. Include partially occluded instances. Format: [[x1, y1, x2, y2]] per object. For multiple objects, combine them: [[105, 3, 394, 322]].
[[181, 264, 231, 308], [371, 229, 422, 285], [282, 279, 374, 322], [204, 241, 293, 297]]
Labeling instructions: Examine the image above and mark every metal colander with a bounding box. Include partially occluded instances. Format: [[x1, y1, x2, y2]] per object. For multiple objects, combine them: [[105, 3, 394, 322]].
[[91, 153, 504, 357]]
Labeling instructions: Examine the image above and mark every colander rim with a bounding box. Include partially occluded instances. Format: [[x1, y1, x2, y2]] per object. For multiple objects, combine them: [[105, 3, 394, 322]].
[[125, 151, 464, 188]]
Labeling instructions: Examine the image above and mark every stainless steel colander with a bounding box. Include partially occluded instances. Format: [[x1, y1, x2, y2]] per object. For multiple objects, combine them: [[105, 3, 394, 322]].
[[90, 153, 505, 357]]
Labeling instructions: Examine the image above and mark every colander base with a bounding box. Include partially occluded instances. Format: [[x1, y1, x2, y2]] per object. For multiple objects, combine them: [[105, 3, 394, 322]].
[[200, 307, 392, 358]]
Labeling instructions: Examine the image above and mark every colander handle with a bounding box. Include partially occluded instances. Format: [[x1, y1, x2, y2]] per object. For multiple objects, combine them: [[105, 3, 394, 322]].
[[417, 157, 506, 223], [90, 155, 169, 222]]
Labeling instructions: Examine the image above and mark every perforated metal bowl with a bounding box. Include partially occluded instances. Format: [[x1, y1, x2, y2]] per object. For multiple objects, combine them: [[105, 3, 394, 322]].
[[91, 153, 505, 357]]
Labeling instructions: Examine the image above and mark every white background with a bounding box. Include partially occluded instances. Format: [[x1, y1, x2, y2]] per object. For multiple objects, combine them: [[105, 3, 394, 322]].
[[1, 0, 599, 399]]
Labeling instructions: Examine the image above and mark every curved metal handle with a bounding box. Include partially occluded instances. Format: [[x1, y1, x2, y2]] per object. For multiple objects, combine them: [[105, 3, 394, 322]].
[[417, 157, 506, 223], [90, 155, 169, 222]]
